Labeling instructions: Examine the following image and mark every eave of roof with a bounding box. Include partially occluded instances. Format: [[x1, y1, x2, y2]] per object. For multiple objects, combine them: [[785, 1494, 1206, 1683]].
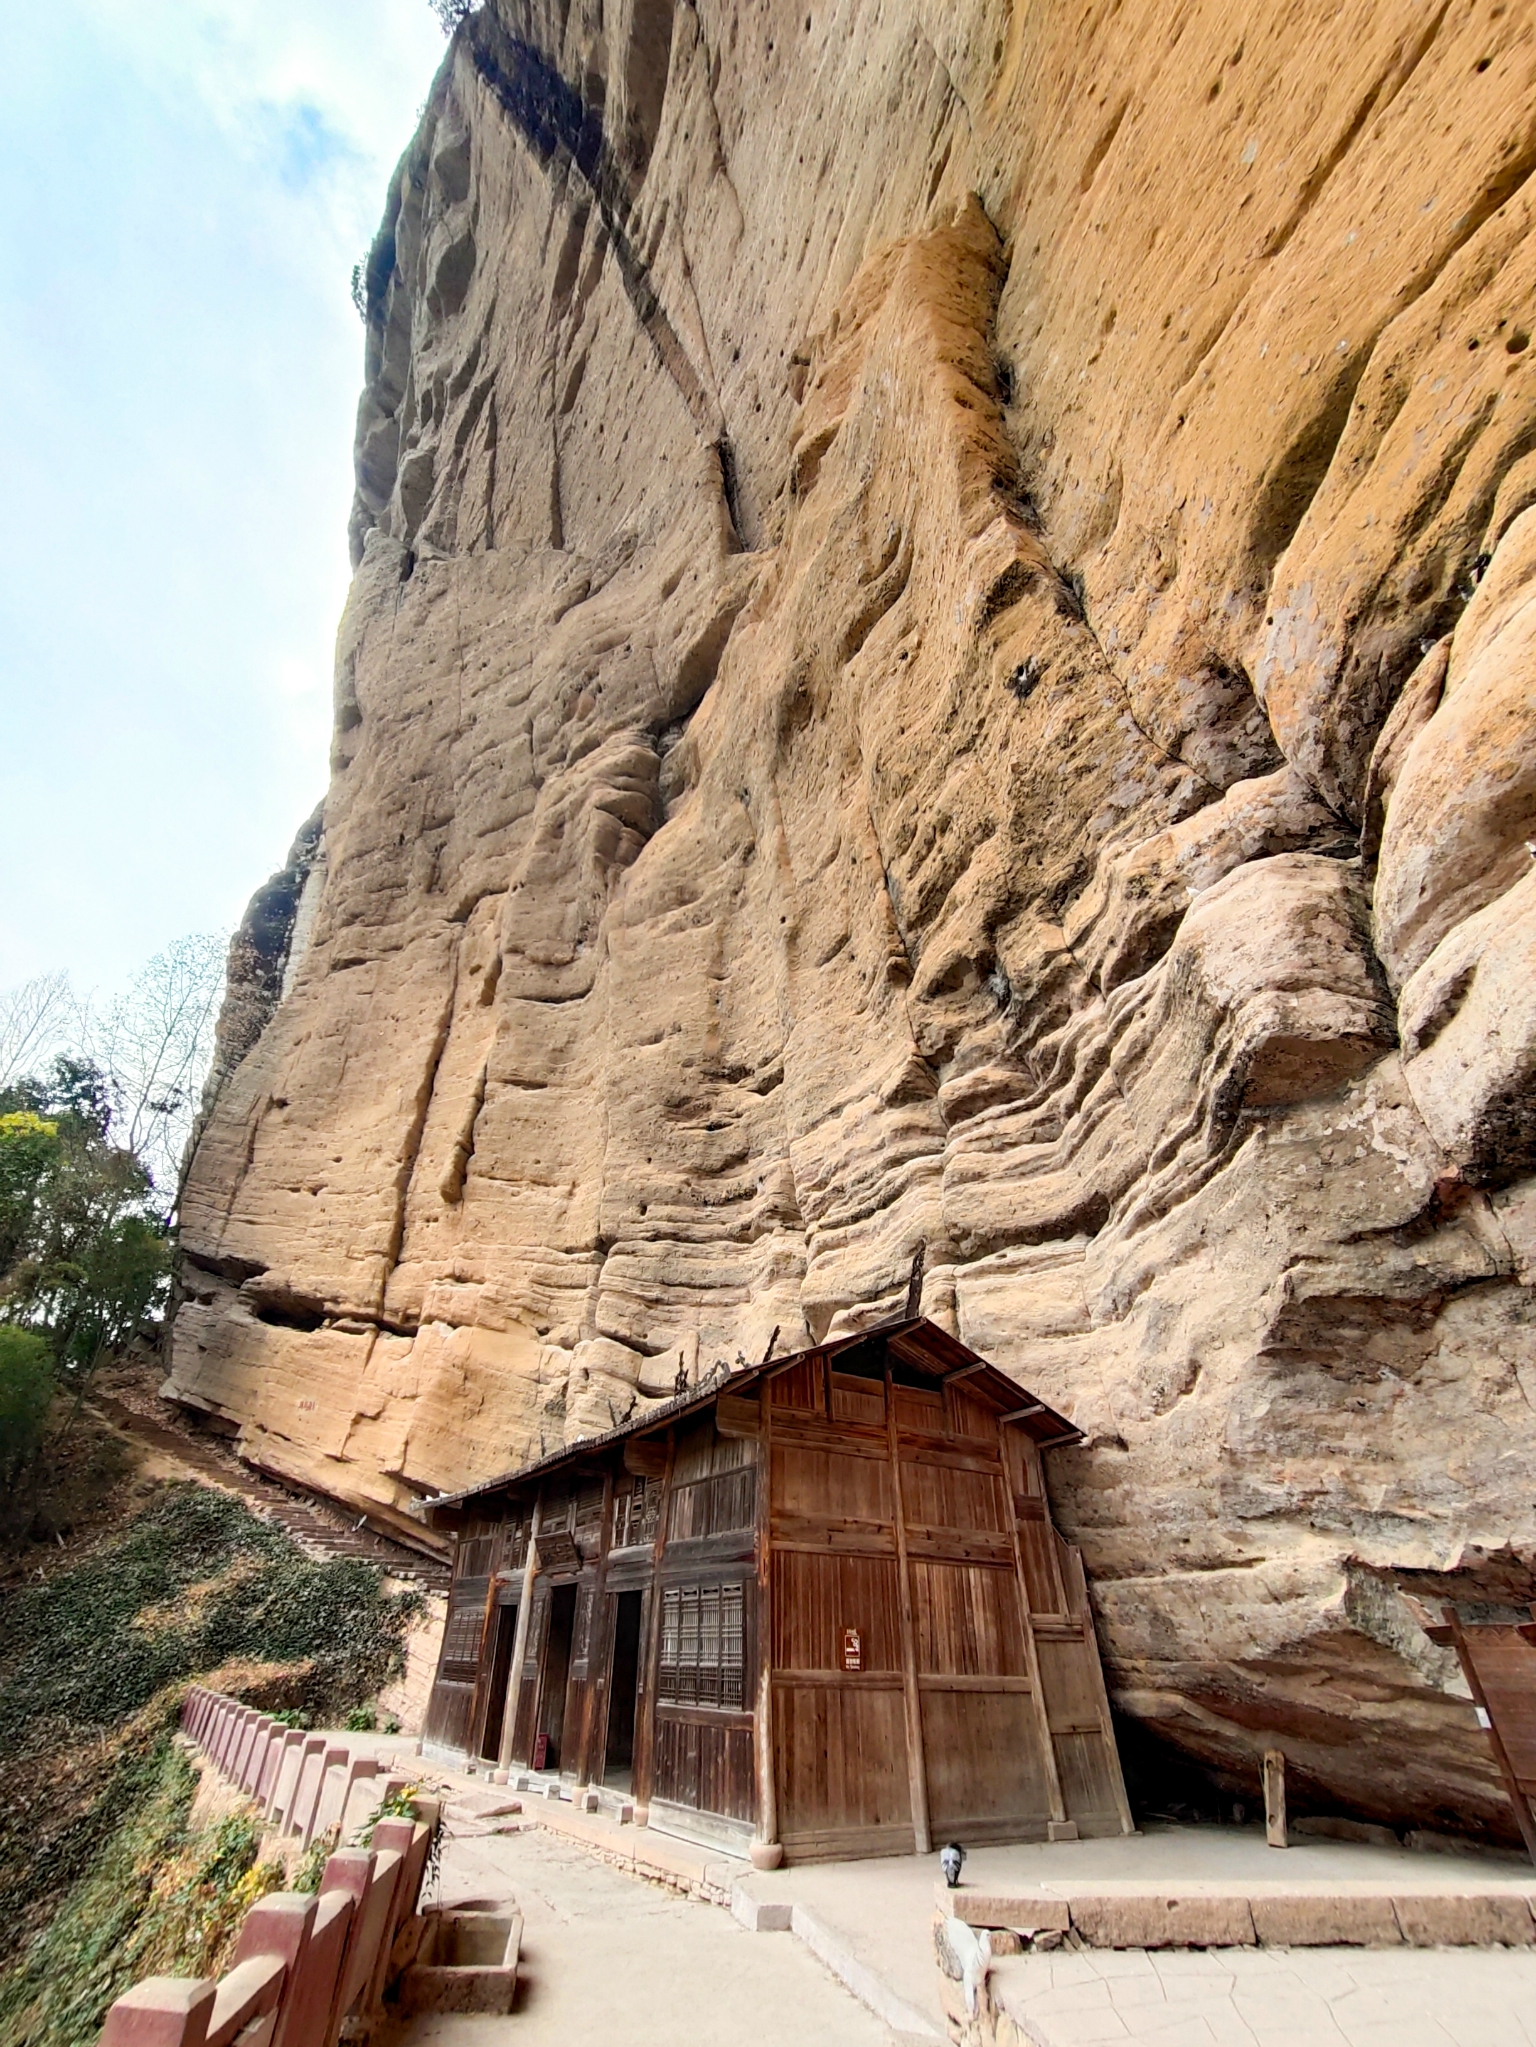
[[414, 1315, 1082, 1523]]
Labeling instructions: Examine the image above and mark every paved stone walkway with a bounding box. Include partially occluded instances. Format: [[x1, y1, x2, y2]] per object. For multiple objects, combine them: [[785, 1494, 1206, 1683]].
[[403, 1751, 1536, 2045], [989, 1943, 1536, 2046], [394, 1822, 897, 2047]]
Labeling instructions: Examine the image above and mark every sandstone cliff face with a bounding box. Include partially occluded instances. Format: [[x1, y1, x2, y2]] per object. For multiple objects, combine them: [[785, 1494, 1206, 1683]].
[[172, 0, 1536, 1833]]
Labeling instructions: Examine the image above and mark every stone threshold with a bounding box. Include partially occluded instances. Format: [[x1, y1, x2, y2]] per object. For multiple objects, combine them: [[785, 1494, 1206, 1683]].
[[939, 1880, 1536, 1948]]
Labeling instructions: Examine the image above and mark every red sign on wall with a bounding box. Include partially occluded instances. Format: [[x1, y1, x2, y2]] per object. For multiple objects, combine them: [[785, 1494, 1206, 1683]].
[[842, 1627, 862, 1672]]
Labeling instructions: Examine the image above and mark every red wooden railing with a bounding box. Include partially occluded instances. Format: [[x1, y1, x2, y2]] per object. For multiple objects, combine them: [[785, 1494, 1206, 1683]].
[[97, 1688, 436, 2047]]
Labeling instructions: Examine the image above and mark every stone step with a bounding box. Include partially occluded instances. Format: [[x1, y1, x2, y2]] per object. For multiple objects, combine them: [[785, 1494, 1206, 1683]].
[[938, 1882, 1536, 1949]]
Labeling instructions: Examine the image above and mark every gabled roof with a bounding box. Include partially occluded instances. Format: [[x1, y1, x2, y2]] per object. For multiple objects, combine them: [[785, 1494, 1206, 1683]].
[[417, 1315, 1081, 1525]]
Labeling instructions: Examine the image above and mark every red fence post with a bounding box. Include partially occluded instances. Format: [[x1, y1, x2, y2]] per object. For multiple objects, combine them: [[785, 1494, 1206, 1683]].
[[100, 1978, 216, 2047]]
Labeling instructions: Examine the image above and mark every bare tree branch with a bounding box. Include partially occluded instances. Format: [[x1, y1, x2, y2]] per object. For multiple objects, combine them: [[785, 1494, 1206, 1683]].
[[0, 974, 76, 1091], [74, 935, 228, 1199]]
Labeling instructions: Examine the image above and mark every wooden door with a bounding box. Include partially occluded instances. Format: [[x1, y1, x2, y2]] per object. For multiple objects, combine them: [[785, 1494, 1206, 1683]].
[[769, 1360, 916, 1858], [509, 1580, 549, 1764], [898, 1401, 1053, 1843], [476, 1597, 519, 1762], [1005, 1432, 1132, 1836], [537, 1582, 578, 1770], [424, 1569, 490, 1755]]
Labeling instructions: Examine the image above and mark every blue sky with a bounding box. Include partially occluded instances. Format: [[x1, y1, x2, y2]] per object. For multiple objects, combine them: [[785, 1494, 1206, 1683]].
[[0, 0, 447, 994]]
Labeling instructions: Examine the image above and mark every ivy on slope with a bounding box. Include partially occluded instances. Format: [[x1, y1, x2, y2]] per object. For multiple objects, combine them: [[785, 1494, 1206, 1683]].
[[0, 1483, 422, 2046], [0, 1484, 419, 1755]]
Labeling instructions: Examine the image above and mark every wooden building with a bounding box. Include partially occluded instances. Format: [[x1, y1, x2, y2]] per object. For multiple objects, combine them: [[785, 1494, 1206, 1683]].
[[418, 1317, 1131, 1862]]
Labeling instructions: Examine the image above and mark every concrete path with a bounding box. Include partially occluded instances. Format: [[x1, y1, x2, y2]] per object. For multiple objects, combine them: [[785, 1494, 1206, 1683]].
[[391, 1822, 898, 2047], [990, 1942, 1536, 2046]]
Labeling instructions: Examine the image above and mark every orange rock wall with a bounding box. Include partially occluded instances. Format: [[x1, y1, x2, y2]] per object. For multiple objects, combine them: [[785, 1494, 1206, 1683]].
[[172, 0, 1536, 1830]]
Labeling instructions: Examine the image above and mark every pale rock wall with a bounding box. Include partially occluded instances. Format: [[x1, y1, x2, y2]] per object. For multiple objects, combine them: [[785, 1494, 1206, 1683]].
[[170, 0, 1536, 1832]]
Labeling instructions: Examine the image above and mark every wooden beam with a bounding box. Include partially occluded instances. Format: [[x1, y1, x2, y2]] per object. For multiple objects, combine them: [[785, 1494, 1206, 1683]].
[[624, 1435, 669, 1478], [885, 1359, 932, 1856], [1263, 1749, 1288, 1849], [944, 1361, 989, 1385], [1000, 1402, 1046, 1423]]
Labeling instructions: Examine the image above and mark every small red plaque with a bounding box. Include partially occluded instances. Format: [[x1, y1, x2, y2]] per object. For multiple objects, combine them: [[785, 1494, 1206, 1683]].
[[842, 1627, 862, 1672]]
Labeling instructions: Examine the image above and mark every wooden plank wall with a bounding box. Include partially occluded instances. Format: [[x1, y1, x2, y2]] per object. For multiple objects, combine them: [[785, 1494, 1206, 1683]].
[[768, 1356, 917, 1859], [765, 1347, 1130, 1860]]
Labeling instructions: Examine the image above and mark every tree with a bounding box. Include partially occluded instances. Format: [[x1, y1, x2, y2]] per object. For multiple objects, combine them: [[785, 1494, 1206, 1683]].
[[0, 1109, 61, 1277], [0, 933, 223, 1451], [0, 973, 74, 1091], [75, 933, 226, 1200], [0, 935, 226, 1207], [0, 1326, 55, 1491], [0, 1058, 170, 1404], [429, 0, 476, 31]]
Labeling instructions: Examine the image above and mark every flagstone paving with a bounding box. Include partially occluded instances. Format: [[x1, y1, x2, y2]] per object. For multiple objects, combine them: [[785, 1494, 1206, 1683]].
[[990, 1942, 1536, 2047]]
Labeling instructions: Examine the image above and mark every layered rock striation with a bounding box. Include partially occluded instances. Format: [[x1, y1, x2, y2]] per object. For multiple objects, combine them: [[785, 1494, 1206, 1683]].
[[172, 0, 1536, 1832]]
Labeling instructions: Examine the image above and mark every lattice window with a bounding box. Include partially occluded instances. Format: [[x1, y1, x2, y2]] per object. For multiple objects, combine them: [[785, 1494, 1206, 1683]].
[[614, 1476, 661, 1550], [441, 1588, 486, 1667], [658, 1583, 745, 1710], [721, 1584, 745, 1707]]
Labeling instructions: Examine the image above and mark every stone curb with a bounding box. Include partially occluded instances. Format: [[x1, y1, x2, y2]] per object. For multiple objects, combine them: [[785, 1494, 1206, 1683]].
[[786, 1901, 945, 2044], [938, 1884, 1536, 1949]]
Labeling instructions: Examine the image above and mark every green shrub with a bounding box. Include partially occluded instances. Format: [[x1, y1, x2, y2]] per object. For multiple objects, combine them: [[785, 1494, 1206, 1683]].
[[0, 1485, 421, 1759], [0, 1328, 53, 1488], [292, 1828, 339, 1895]]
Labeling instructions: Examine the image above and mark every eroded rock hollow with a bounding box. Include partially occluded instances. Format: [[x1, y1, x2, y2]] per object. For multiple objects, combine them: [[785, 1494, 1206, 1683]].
[[172, 0, 1536, 1834]]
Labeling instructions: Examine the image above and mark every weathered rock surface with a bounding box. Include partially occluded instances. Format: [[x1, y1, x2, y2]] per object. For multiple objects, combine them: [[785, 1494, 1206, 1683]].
[[171, 0, 1536, 1834]]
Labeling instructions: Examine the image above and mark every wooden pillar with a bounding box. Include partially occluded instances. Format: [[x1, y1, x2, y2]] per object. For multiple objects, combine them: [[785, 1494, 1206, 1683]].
[[1263, 1749, 1288, 1848], [498, 1498, 542, 1770], [632, 1430, 676, 1821], [575, 1469, 615, 1788], [885, 1359, 932, 1856], [754, 1395, 777, 1849]]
